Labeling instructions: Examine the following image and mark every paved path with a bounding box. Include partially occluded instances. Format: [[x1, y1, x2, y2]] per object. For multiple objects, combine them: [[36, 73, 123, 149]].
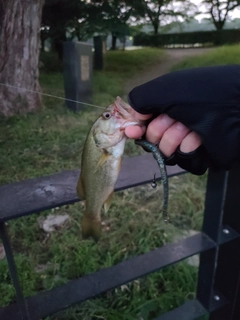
[[125, 48, 212, 94]]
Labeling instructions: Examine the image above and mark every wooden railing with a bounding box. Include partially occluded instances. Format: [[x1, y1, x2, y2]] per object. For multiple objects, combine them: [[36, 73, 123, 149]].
[[0, 153, 240, 320]]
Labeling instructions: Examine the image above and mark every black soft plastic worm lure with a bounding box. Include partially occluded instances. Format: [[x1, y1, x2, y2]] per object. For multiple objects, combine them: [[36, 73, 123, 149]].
[[135, 139, 169, 223]]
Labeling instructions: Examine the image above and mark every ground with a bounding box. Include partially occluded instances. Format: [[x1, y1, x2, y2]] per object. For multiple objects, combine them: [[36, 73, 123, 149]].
[[125, 47, 212, 93]]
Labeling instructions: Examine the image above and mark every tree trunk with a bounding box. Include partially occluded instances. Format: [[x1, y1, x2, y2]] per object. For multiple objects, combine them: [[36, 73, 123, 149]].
[[122, 37, 126, 50], [215, 21, 225, 30], [111, 33, 117, 50], [153, 22, 159, 35], [0, 0, 44, 117]]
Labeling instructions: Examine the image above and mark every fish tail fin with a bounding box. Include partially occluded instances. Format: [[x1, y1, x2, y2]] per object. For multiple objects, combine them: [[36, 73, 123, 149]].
[[81, 215, 101, 242]]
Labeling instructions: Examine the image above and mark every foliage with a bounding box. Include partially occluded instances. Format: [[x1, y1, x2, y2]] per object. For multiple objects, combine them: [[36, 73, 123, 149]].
[[42, 0, 95, 58], [201, 0, 240, 30], [128, 0, 198, 34], [101, 0, 133, 50], [40, 51, 63, 73], [41, 0, 133, 54], [42, 0, 97, 40], [133, 29, 240, 47], [41, 0, 200, 54]]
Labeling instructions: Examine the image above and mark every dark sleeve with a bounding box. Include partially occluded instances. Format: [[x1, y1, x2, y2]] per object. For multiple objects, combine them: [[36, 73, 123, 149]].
[[128, 65, 240, 170]]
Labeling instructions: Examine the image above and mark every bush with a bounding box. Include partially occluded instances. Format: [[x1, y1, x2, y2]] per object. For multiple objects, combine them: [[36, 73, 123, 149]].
[[39, 51, 63, 73], [134, 29, 240, 47]]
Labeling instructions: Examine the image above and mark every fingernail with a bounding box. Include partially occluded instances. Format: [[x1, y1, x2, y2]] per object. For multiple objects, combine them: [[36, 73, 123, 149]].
[[160, 114, 174, 125], [176, 122, 187, 131]]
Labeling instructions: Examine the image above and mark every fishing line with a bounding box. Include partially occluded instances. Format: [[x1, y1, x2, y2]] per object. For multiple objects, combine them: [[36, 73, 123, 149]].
[[0, 82, 105, 109]]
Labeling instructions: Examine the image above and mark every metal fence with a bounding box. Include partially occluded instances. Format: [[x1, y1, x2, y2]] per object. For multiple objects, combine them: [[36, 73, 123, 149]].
[[0, 153, 240, 320]]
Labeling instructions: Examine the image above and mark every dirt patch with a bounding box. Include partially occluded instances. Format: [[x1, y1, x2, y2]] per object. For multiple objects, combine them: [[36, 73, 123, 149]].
[[125, 48, 212, 93]]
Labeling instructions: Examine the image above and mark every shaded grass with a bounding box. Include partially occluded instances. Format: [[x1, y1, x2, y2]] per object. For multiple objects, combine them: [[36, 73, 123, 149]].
[[0, 48, 164, 184], [94, 48, 166, 106], [0, 173, 205, 317], [48, 262, 198, 320], [172, 44, 240, 71]]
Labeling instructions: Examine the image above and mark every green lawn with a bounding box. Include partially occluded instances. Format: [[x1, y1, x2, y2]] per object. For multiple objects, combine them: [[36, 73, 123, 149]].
[[1, 45, 239, 319], [0, 48, 165, 184], [172, 44, 240, 71]]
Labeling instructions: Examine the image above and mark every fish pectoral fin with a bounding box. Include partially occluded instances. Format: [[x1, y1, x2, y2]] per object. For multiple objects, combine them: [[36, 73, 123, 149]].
[[82, 216, 101, 242], [96, 149, 110, 169], [77, 175, 85, 200], [104, 191, 114, 213]]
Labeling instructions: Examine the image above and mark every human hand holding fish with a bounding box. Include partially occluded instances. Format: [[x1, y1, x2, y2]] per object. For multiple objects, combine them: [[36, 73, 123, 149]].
[[77, 96, 201, 241], [125, 114, 201, 157]]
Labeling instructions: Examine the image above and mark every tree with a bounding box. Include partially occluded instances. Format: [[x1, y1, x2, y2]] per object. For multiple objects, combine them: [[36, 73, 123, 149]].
[[42, 0, 133, 54], [0, 0, 44, 117], [101, 0, 132, 50], [129, 0, 197, 35], [42, 0, 87, 59], [42, 0, 109, 58], [202, 0, 240, 30]]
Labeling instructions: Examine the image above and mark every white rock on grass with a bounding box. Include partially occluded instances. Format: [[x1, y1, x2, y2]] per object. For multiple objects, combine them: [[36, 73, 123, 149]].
[[38, 214, 70, 233]]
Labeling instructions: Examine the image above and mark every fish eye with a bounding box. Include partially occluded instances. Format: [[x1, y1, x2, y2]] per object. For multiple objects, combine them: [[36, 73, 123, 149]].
[[102, 112, 111, 120]]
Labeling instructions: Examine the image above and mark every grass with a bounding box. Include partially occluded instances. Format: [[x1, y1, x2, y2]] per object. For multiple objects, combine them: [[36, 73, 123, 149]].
[[172, 44, 240, 71], [0, 48, 164, 184], [1, 44, 239, 319]]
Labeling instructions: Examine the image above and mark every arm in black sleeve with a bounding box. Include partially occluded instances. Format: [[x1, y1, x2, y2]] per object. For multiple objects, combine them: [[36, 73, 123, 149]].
[[128, 65, 240, 171]]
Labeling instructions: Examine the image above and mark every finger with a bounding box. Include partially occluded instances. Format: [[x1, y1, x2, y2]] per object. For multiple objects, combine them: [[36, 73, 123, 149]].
[[146, 114, 176, 143], [159, 122, 190, 157], [180, 131, 202, 153], [125, 125, 146, 139]]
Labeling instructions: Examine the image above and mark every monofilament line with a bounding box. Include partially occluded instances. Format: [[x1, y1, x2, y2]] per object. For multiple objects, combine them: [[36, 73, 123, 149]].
[[0, 82, 105, 109]]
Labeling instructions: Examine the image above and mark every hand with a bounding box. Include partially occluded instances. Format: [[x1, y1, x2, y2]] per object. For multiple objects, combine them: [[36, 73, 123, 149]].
[[126, 65, 240, 172], [126, 112, 202, 157], [126, 109, 208, 175]]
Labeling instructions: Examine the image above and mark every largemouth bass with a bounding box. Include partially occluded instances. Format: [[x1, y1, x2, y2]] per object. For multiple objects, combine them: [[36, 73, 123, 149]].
[[77, 97, 141, 241]]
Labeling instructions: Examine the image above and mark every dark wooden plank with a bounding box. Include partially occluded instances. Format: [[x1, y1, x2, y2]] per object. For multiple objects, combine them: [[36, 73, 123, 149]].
[[154, 299, 207, 320], [0, 233, 215, 320], [0, 154, 185, 221]]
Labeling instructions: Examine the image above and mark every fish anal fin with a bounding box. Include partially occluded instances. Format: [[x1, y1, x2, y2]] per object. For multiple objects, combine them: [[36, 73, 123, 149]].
[[81, 216, 101, 242], [77, 175, 85, 200], [104, 191, 114, 213]]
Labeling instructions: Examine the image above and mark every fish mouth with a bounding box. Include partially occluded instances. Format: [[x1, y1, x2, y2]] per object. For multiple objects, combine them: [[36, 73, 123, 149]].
[[120, 120, 140, 129], [114, 103, 139, 124], [112, 97, 141, 129]]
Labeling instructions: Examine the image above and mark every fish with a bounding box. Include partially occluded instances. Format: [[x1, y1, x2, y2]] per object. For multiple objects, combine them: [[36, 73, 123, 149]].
[[77, 96, 142, 241]]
